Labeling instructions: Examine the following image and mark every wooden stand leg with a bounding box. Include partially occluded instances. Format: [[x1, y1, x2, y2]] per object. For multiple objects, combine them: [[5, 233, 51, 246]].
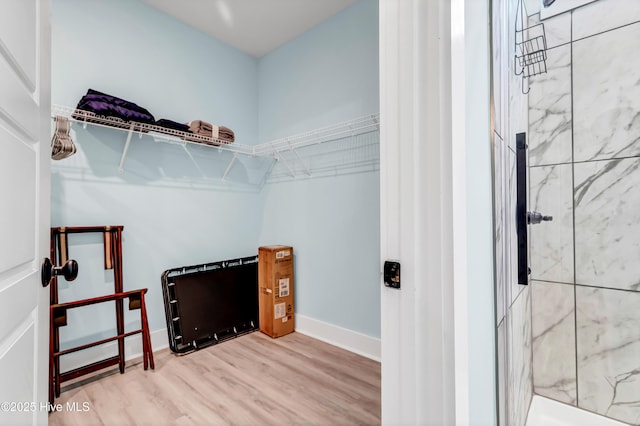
[[54, 322, 61, 397], [113, 230, 125, 374], [140, 292, 154, 370], [48, 306, 55, 405], [116, 307, 125, 373], [49, 231, 57, 405]]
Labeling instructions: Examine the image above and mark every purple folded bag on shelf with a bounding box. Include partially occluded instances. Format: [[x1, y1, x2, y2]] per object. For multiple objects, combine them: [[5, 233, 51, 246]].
[[75, 88, 156, 124]]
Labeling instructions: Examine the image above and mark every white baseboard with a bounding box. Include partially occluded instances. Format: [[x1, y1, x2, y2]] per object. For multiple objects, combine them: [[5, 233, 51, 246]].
[[294, 314, 381, 362], [59, 328, 169, 373]]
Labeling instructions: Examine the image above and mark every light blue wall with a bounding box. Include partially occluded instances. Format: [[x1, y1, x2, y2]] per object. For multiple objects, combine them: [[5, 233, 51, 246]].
[[53, 0, 258, 142], [258, 0, 380, 141], [51, 0, 381, 348], [259, 173, 381, 338], [51, 0, 261, 346], [257, 0, 381, 338]]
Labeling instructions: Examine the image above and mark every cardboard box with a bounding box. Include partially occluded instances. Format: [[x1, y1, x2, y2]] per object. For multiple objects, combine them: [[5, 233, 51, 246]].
[[258, 245, 294, 338]]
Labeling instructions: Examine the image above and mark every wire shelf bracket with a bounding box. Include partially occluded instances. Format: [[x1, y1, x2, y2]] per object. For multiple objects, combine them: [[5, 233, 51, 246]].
[[118, 123, 135, 173], [221, 154, 237, 181]]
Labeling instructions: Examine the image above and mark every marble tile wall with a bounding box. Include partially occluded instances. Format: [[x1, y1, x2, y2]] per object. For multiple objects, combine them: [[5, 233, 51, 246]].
[[573, 22, 640, 162], [508, 287, 533, 426], [572, 0, 640, 39], [527, 1, 640, 424], [531, 281, 576, 404], [528, 44, 572, 166], [508, 0, 529, 153], [497, 321, 507, 426], [492, 0, 505, 140], [492, 35, 508, 418], [493, 0, 533, 425], [494, 133, 506, 324], [507, 148, 519, 304], [529, 164, 573, 284], [576, 287, 640, 424], [574, 157, 640, 291]]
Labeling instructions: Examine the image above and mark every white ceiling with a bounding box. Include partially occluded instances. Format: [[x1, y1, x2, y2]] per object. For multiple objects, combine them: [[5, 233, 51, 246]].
[[141, 0, 359, 58]]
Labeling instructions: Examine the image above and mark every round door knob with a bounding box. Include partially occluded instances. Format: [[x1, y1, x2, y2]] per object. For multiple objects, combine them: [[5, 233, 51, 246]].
[[41, 258, 79, 287]]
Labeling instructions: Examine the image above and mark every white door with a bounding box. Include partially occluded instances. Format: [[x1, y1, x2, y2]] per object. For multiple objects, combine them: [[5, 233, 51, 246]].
[[0, 1, 52, 425]]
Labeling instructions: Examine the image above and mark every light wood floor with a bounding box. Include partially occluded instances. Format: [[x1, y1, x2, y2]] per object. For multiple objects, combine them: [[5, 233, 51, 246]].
[[48, 331, 381, 425]]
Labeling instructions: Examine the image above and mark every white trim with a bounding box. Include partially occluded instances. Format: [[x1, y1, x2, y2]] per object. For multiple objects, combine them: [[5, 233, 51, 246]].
[[294, 314, 381, 362], [58, 328, 169, 373], [451, 0, 469, 423], [379, 0, 404, 422], [460, 0, 496, 422], [380, 0, 456, 423]]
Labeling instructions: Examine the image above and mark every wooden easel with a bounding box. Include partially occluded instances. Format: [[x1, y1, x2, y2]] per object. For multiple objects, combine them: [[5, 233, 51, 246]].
[[49, 226, 154, 403]]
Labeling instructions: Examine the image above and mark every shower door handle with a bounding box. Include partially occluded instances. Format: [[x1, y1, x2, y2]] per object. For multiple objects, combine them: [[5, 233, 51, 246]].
[[527, 211, 553, 225]]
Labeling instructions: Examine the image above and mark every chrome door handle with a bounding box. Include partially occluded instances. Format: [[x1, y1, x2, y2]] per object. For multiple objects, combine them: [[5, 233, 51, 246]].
[[527, 211, 553, 225]]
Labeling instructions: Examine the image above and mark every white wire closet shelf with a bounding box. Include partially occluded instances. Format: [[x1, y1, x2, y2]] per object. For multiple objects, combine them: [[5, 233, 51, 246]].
[[254, 114, 380, 155], [266, 130, 380, 183], [51, 104, 380, 183]]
